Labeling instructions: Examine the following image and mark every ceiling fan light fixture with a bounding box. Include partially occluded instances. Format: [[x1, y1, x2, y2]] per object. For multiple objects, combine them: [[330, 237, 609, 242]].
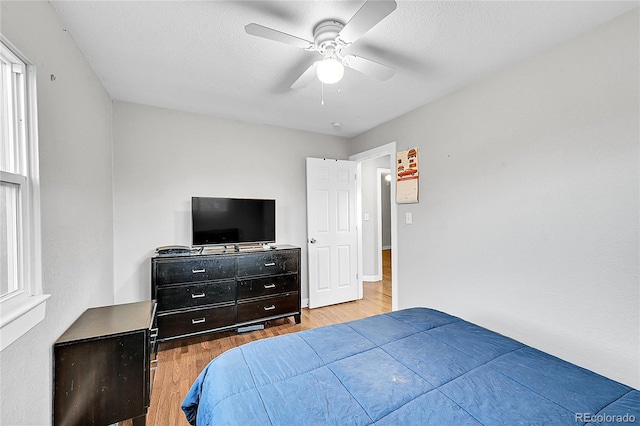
[[317, 56, 344, 84]]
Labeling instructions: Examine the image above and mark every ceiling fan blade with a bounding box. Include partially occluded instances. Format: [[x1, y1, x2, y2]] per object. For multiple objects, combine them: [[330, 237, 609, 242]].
[[342, 55, 395, 81], [291, 62, 320, 89], [245, 23, 314, 50], [338, 0, 397, 45]]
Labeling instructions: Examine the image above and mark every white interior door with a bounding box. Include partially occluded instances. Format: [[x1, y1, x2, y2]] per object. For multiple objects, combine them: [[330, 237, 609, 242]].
[[306, 158, 358, 309]]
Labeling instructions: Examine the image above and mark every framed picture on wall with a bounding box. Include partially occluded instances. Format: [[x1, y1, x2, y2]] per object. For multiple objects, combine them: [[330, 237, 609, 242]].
[[396, 148, 419, 203]]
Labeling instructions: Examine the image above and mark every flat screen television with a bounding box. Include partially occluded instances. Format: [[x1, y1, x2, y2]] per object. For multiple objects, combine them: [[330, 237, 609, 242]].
[[191, 197, 276, 246]]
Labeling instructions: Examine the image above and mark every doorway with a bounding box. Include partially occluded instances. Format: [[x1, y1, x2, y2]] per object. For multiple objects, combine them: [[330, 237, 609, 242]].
[[349, 142, 398, 311], [377, 167, 392, 279]]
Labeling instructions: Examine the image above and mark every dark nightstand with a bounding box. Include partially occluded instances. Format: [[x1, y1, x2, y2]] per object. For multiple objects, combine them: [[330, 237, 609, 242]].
[[53, 300, 157, 426]]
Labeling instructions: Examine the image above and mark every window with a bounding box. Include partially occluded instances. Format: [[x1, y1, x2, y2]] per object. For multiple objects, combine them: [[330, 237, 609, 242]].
[[1, 36, 48, 351]]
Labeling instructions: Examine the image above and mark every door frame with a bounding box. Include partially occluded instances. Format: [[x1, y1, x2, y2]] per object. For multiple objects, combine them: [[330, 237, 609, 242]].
[[349, 142, 398, 311]]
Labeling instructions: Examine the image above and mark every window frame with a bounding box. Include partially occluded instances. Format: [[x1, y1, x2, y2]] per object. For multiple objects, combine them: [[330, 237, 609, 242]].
[[1, 35, 49, 351]]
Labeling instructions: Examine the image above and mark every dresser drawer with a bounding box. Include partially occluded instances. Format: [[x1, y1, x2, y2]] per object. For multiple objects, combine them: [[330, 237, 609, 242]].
[[237, 251, 299, 277], [154, 256, 235, 285], [156, 279, 235, 311], [237, 274, 298, 300], [156, 304, 236, 340], [237, 293, 299, 323]]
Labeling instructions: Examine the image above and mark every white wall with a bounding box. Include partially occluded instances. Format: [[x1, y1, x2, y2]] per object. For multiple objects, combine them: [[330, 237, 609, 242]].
[[350, 9, 639, 388], [0, 2, 114, 424], [112, 101, 350, 304]]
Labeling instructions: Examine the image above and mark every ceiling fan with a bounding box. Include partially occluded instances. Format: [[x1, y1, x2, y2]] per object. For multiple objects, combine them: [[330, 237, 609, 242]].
[[245, 0, 397, 89]]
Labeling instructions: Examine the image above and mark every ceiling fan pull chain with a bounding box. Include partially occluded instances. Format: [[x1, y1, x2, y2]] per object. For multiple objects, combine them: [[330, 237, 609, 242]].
[[321, 83, 325, 106]]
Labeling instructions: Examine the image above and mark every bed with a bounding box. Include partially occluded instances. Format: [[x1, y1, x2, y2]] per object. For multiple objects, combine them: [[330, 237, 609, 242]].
[[182, 308, 639, 425]]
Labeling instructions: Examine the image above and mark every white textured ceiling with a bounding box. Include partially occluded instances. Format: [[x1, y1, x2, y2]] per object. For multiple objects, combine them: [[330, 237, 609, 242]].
[[49, 1, 637, 137]]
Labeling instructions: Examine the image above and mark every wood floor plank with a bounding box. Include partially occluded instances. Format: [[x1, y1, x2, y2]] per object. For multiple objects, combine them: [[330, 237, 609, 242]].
[[123, 250, 391, 425]]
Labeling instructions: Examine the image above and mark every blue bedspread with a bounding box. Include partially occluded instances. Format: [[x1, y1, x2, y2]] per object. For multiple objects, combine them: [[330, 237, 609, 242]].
[[182, 308, 639, 425]]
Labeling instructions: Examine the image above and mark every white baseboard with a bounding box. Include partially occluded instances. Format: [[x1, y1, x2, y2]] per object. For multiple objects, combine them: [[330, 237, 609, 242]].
[[302, 298, 309, 308], [362, 274, 381, 282]]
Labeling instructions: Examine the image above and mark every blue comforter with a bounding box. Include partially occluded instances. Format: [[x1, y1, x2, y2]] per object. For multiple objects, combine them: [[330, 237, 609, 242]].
[[182, 308, 639, 425]]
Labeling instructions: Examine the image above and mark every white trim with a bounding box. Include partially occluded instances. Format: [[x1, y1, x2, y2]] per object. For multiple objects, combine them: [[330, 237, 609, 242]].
[[349, 142, 399, 312], [0, 294, 49, 351], [0, 35, 48, 351], [24, 60, 43, 299], [361, 274, 378, 282], [355, 161, 363, 299]]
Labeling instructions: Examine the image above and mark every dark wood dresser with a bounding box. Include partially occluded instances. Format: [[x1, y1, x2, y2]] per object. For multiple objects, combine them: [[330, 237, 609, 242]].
[[53, 300, 157, 426], [152, 245, 301, 342]]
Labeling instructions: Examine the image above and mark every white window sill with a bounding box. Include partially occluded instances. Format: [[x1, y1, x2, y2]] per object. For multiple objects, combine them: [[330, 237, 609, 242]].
[[0, 294, 50, 351]]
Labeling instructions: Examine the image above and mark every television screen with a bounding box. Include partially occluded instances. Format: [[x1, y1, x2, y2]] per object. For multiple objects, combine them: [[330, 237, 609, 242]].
[[192, 197, 275, 246]]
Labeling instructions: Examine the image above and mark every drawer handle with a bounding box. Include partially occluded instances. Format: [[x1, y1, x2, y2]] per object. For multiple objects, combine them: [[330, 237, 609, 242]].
[[191, 292, 206, 298], [192, 318, 206, 324], [264, 262, 276, 267], [264, 305, 276, 311], [192, 269, 206, 274], [264, 284, 276, 289]]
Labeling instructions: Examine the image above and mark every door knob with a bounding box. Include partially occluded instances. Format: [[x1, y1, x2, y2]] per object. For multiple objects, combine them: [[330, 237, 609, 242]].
[[309, 238, 316, 244]]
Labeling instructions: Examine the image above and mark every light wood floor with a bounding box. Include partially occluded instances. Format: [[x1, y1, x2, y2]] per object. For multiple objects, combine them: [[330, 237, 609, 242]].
[[133, 250, 391, 425]]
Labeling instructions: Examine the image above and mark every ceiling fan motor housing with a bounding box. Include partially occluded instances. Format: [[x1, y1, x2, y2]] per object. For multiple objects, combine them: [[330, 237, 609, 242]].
[[313, 20, 345, 55]]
